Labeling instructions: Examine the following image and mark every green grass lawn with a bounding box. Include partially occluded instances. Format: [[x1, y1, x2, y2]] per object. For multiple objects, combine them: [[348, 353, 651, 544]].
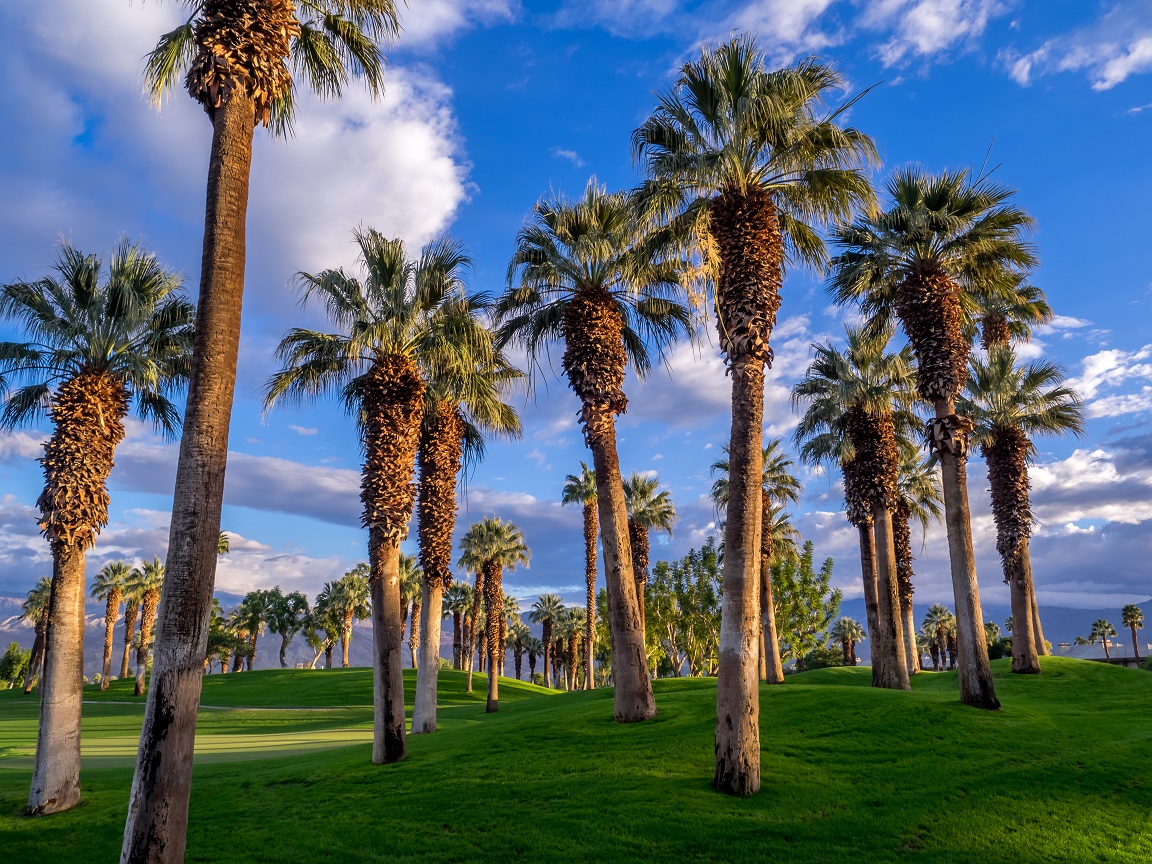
[[2, 658, 1150, 862]]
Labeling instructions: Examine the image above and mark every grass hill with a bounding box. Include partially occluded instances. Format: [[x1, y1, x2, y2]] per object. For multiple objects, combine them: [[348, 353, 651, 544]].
[[2, 658, 1150, 862]]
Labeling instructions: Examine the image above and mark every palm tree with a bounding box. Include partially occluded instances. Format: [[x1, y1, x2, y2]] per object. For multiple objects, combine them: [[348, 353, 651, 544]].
[[126, 559, 166, 697], [959, 346, 1083, 673], [217, 532, 230, 555], [1122, 605, 1144, 662], [413, 299, 521, 734], [264, 588, 310, 669], [0, 240, 193, 815], [893, 450, 943, 673], [398, 555, 422, 670], [831, 166, 1036, 711], [443, 584, 471, 670], [20, 578, 52, 695], [562, 607, 588, 691], [793, 325, 918, 691], [529, 594, 566, 689], [90, 561, 131, 691], [499, 593, 521, 678], [562, 461, 599, 690], [120, 584, 142, 683], [710, 439, 802, 683], [524, 634, 544, 683], [329, 568, 371, 669], [265, 231, 483, 764], [1090, 619, 1118, 659], [634, 37, 877, 794], [495, 177, 693, 723], [236, 589, 271, 671], [623, 472, 677, 634], [458, 518, 530, 712], [829, 617, 866, 666], [508, 620, 530, 680], [922, 605, 955, 671], [129, 5, 401, 852]]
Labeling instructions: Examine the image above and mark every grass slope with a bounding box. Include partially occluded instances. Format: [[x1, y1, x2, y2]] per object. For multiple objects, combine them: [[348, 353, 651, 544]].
[[1, 658, 1150, 863]]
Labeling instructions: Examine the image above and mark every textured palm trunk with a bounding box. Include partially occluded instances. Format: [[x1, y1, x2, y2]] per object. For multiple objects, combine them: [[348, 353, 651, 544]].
[[1031, 593, 1048, 656], [628, 519, 650, 635], [135, 590, 160, 696], [583, 502, 597, 690], [1131, 627, 1141, 662], [119, 600, 138, 681], [856, 522, 880, 666], [24, 617, 46, 694], [412, 582, 443, 733], [903, 604, 920, 673], [122, 91, 257, 864], [245, 632, 258, 671], [451, 613, 462, 670], [872, 505, 910, 690], [759, 499, 784, 684], [484, 561, 503, 712], [514, 642, 523, 680], [541, 621, 553, 688], [369, 528, 406, 763], [893, 502, 920, 674], [341, 622, 351, 668], [715, 356, 764, 795], [26, 545, 86, 815], [466, 568, 484, 693], [498, 619, 507, 677], [101, 589, 122, 690], [409, 598, 421, 669], [220, 650, 231, 674], [1007, 548, 1039, 673], [324, 645, 333, 670]]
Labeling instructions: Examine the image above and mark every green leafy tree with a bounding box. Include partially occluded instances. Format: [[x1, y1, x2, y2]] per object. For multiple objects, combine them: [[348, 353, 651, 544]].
[[562, 462, 599, 690], [1122, 605, 1144, 662], [1, 642, 31, 688], [771, 541, 841, 673], [264, 588, 310, 668], [648, 539, 723, 677]]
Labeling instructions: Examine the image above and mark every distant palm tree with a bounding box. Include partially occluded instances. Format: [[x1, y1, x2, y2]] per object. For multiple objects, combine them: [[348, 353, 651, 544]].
[[329, 568, 371, 669], [1090, 619, 1118, 660], [399, 554, 422, 669], [529, 594, 566, 689], [236, 589, 271, 672], [562, 607, 588, 691], [508, 620, 529, 680], [562, 462, 599, 690], [459, 518, 530, 712], [311, 585, 342, 670], [960, 346, 1083, 674], [499, 593, 521, 678], [710, 439, 802, 683], [0, 240, 193, 815], [495, 178, 693, 723], [893, 450, 943, 673], [120, 585, 142, 683], [443, 584, 471, 670], [922, 605, 955, 672], [524, 634, 544, 682], [984, 620, 1001, 646], [623, 472, 677, 633], [20, 578, 52, 694], [829, 618, 866, 666], [1122, 605, 1144, 662], [964, 270, 1051, 351], [91, 561, 131, 690], [127, 559, 166, 696]]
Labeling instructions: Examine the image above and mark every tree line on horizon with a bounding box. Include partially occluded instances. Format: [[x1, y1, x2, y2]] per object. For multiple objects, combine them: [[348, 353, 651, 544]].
[[0, 3, 1116, 856]]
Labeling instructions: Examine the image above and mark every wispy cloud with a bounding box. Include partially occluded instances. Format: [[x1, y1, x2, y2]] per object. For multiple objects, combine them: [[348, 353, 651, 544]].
[[288, 425, 319, 436], [551, 147, 586, 168]]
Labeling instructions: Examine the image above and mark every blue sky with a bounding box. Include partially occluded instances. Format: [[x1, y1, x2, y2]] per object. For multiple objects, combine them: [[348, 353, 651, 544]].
[[1, 0, 1150, 618]]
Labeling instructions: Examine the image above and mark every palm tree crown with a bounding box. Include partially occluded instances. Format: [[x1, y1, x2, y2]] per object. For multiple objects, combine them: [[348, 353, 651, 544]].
[[709, 438, 802, 515]]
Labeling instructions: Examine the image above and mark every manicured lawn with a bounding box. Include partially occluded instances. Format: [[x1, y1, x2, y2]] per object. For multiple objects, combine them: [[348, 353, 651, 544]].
[[2, 659, 1150, 862]]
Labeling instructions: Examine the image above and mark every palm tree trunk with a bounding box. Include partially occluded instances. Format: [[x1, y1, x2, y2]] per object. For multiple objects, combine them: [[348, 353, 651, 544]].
[[893, 502, 920, 674], [409, 598, 422, 670], [279, 635, 289, 669], [121, 91, 256, 864], [324, 645, 333, 670], [135, 592, 159, 697], [369, 528, 406, 763], [857, 522, 880, 665], [119, 602, 137, 682], [246, 633, 257, 672], [101, 590, 121, 690], [452, 613, 462, 670], [1008, 541, 1040, 674], [715, 356, 763, 796], [1102, 638, 1111, 660], [24, 618, 46, 694], [484, 562, 502, 713], [341, 622, 351, 668], [872, 505, 910, 690], [584, 502, 597, 690], [26, 544, 86, 815], [760, 558, 784, 684], [587, 412, 655, 721], [412, 580, 443, 734], [903, 602, 920, 674], [466, 569, 484, 693], [933, 406, 1000, 709], [1031, 590, 1048, 656], [542, 621, 553, 688]]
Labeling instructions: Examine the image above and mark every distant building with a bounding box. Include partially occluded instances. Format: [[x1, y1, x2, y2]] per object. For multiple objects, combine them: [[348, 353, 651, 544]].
[[1053, 640, 1147, 669]]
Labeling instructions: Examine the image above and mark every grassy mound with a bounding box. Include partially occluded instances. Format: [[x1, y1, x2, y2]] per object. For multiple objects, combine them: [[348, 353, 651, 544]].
[[2, 658, 1150, 862]]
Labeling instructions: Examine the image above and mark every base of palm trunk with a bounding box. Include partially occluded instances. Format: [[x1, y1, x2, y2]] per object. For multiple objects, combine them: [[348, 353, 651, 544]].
[[370, 537, 407, 764], [412, 581, 443, 734], [486, 697, 498, 713]]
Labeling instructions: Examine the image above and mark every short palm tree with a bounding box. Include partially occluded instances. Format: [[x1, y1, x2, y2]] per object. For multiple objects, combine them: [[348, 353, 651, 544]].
[[0, 240, 193, 815], [508, 620, 530, 680], [959, 346, 1083, 673], [964, 270, 1051, 351], [523, 634, 544, 682], [266, 230, 483, 764], [236, 589, 271, 671], [1122, 605, 1144, 662], [127, 558, 166, 696], [495, 178, 693, 724], [1090, 619, 1118, 659], [623, 472, 677, 632], [633, 36, 877, 794], [792, 325, 918, 691], [91, 561, 131, 691], [129, 4, 401, 851], [831, 165, 1036, 711], [20, 577, 52, 695], [922, 605, 956, 671], [529, 594, 566, 689], [829, 617, 866, 666], [710, 438, 802, 683], [311, 585, 342, 670], [499, 593, 522, 677], [443, 584, 471, 670], [892, 449, 943, 673], [562, 461, 598, 690], [458, 518, 530, 712], [329, 568, 371, 669], [120, 583, 142, 683]]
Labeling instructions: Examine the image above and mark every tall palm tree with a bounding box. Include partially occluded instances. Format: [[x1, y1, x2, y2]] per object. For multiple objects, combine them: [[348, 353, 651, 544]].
[[634, 37, 877, 794], [126, 559, 166, 697], [0, 241, 193, 816], [792, 326, 918, 691], [562, 461, 599, 690], [128, 5, 401, 854], [328, 568, 371, 669], [1090, 619, 1118, 659], [91, 562, 131, 691], [413, 299, 521, 733], [893, 450, 943, 673], [496, 178, 693, 723], [710, 439, 802, 683], [623, 472, 677, 633], [398, 555, 422, 670], [266, 230, 482, 764], [1122, 605, 1144, 662], [831, 166, 1036, 711], [829, 617, 866, 666], [529, 594, 566, 689], [458, 518, 530, 713], [959, 347, 1083, 673], [20, 577, 52, 695]]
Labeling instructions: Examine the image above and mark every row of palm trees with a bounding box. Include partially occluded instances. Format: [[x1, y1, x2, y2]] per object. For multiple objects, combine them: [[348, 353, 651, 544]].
[[1074, 607, 1145, 660]]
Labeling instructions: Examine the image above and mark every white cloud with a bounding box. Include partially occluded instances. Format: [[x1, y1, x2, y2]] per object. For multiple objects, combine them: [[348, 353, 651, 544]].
[[1065, 344, 1152, 416], [551, 147, 587, 168], [710, 0, 844, 56], [288, 425, 319, 436], [397, 0, 519, 47], [864, 0, 1007, 66], [0, 431, 46, 462]]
